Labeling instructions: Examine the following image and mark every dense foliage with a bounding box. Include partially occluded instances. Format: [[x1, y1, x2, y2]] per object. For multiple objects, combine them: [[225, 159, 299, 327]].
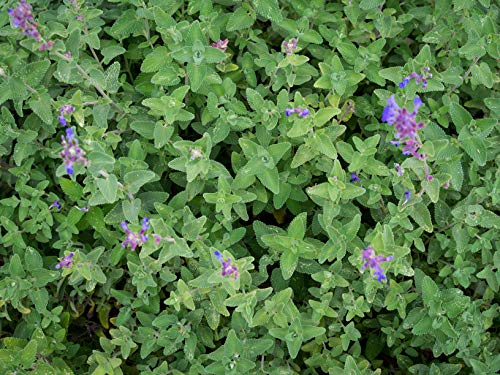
[[0, 0, 499, 374]]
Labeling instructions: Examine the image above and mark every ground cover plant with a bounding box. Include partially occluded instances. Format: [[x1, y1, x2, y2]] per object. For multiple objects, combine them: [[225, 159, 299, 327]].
[[0, 0, 498, 373]]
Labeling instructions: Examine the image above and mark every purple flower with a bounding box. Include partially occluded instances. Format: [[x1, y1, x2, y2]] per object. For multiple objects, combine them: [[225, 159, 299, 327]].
[[189, 147, 203, 160], [58, 115, 67, 127], [121, 218, 153, 251], [285, 107, 310, 117], [212, 39, 228, 52], [282, 38, 298, 55], [38, 41, 53, 51], [398, 68, 432, 89], [298, 109, 310, 117], [361, 246, 393, 282], [404, 189, 411, 202], [426, 175, 433, 181], [214, 250, 238, 279], [60, 127, 88, 175], [394, 163, 404, 176], [60, 104, 75, 115], [49, 200, 61, 209], [55, 252, 75, 269], [350, 173, 360, 183], [8, 0, 41, 41], [382, 95, 425, 159]]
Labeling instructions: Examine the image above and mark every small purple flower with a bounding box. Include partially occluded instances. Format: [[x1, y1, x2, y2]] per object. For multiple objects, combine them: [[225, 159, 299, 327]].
[[38, 41, 53, 51], [298, 109, 310, 117], [8, 0, 41, 41], [404, 189, 411, 203], [350, 173, 360, 183], [121, 218, 153, 251], [285, 108, 294, 117], [398, 68, 432, 89], [49, 200, 61, 209], [60, 104, 75, 115], [282, 38, 298, 55], [426, 175, 433, 181], [214, 250, 238, 279], [74, 205, 89, 212], [212, 39, 228, 52], [60, 127, 89, 175], [55, 252, 75, 269], [189, 147, 203, 160], [58, 115, 67, 126], [361, 246, 393, 282], [394, 163, 404, 176]]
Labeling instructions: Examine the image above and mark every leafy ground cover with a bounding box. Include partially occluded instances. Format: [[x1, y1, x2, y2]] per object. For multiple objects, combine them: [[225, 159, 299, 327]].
[[0, 0, 498, 374]]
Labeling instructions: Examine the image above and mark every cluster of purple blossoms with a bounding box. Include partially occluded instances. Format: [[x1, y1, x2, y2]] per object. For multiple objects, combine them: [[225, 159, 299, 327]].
[[399, 67, 432, 89], [212, 39, 228, 52], [214, 251, 238, 279], [121, 218, 160, 251], [282, 38, 297, 55], [382, 95, 426, 159], [60, 128, 88, 175], [285, 107, 310, 117], [8, 0, 40, 41], [58, 104, 75, 126], [361, 246, 393, 282], [121, 218, 150, 251], [55, 252, 75, 269]]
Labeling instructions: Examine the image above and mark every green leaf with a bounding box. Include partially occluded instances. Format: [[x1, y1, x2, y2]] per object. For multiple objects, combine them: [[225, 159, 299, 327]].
[[59, 178, 84, 201], [124, 170, 156, 194], [288, 212, 307, 240], [29, 93, 53, 125], [256, 167, 280, 194], [101, 45, 126, 65], [251, 0, 283, 23], [280, 251, 298, 280], [226, 7, 255, 31], [359, 0, 384, 10], [421, 275, 439, 304], [96, 175, 119, 203], [458, 128, 487, 166], [186, 63, 207, 92], [409, 203, 433, 232], [449, 102, 472, 131]]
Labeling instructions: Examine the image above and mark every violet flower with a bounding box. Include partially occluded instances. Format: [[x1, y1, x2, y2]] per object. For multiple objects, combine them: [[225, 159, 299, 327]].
[[282, 38, 297, 55], [121, 218, 151, 251], [350, 173, 360, 183], [361, 246, 393, 282], [212, 39, 228, 52], [399, 67, 432, 89], [8, 0, 40, 41], [394, 163, 404, 176], [214, 251, 238, 279], [49, 200, 61, 209], [382, 95, 425, 159], [60, 127, 88, 175], [285, 107, 310, 118], [404, 189, 411, 203], [58, 104, 75, 126], [38, 41, 53, 51], [189, 147, 203, 160], [55, 252, 75, 269]]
